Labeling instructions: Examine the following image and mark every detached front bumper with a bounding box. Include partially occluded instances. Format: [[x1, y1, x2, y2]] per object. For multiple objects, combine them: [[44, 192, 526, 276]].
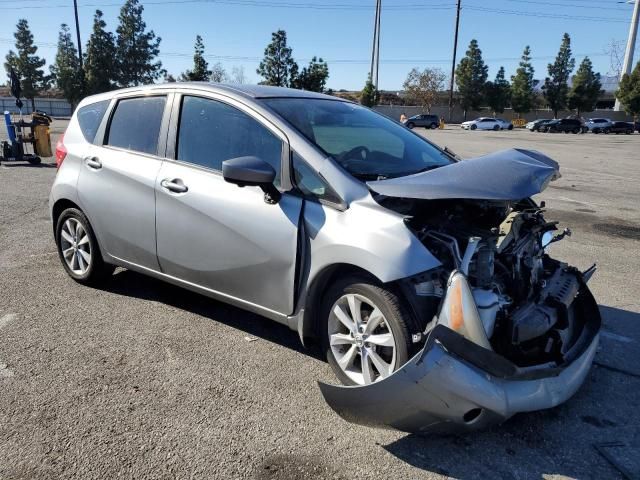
[[319, 287, 600, 434]]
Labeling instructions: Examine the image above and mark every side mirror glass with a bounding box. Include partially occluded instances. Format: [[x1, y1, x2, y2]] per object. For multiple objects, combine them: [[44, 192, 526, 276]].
[[541, 231, 554, 249], [222, 156, 281, 204]]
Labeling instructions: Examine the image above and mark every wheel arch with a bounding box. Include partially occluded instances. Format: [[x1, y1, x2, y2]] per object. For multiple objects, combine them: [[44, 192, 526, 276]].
[[296, 262, 426, 346]]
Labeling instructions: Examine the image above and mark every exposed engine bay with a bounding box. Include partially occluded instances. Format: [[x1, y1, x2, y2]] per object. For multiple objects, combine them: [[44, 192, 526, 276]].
[[380, 196, 591, 368]]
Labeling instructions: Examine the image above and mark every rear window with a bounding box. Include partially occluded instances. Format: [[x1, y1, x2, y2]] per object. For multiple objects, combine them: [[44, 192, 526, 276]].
[[106, 96, 166, 155], [77, 100, 109, 143]]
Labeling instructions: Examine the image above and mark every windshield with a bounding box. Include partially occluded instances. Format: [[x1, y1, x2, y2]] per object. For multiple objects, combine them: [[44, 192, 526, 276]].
[[262, 98, 454, 180]]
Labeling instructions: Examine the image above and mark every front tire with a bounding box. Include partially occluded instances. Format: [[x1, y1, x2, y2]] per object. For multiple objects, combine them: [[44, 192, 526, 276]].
[[430, 122, 438, 129], [55, 208, 114, 285], [321, 276, 413, 386], [470, 124, 477, 130], [406, 122, 415, 129]]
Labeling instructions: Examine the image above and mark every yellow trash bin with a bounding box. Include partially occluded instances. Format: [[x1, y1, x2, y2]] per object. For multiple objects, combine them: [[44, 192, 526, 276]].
[[33, 125, 52, 157]]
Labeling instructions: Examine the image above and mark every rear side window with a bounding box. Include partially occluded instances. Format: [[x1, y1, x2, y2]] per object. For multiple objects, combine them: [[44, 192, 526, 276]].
[[77, 100, 109, 143], [106, 96, 166, 155], [176, 96, 283, 186]]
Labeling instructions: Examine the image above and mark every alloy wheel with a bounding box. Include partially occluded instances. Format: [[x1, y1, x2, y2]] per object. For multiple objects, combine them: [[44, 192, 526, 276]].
[[60, 218, 92, 275], [328, 293, 397, 385]]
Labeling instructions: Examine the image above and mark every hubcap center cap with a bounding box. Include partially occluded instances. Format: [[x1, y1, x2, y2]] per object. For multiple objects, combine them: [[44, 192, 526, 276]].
[[354, 333, 365, 347]]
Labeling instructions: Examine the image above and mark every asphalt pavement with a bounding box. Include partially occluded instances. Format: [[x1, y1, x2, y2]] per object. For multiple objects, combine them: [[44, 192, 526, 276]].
[[1, 121, 638, 479]]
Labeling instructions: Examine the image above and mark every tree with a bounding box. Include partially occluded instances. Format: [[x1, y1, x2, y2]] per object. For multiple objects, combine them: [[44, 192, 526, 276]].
[[484, 66, 511, 115], [4, 19, 49, 110], [50, 24, 83, 108], [164, 73, 176, 82], [567, 57, 602, 116], [360, 75, 378, 107], [230, 66, 247, 84], [115, 0, 163, 86], [402, 67, 446, 113], [616, 60, 640, 118], [542, 33, 575, 118], [257, 30, 297, 87], [210, 63, 227, 83], [510, 46, 535, 116], [455, 39, 488, 119], [180, 35, 211, 81], [84, 10, 117, 95], [292, 56, 329, 92]]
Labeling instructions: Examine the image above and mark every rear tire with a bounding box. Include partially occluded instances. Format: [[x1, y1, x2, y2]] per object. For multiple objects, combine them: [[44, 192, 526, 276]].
[[321, 275, 413, 386], [55, 208, 114, 285], [28, 156, 41, 165]]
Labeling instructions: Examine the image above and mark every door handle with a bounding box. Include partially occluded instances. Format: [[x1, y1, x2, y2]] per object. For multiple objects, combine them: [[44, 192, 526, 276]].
[[161, 178, 188, 194], [84, 156, 102, 169]]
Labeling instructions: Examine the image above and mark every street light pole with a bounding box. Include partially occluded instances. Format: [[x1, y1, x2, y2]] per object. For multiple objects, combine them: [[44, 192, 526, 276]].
[[614, 0, 639, 111], [448, 0, 461, 122]]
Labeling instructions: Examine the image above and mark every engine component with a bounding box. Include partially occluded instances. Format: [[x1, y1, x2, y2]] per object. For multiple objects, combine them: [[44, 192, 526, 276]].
[[510, 302, 558, 344], [472, 288, 500, 338], [470, 244, 495, 288]]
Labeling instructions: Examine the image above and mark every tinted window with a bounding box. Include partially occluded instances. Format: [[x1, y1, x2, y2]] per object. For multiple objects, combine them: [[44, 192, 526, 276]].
[[177, 96, 283, 185], [77, 100, 109, 143], [106, 96, 166, 155], [292, 153, 341, 204]]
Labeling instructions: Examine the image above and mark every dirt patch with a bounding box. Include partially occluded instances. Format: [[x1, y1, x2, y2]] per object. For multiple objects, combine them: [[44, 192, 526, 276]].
[[576, 208, 596, 214], [593, 223, 640, 241], [255, 454, 347, 480]]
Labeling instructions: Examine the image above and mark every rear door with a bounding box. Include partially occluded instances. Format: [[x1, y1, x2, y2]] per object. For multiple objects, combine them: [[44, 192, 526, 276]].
[[154, 92, 303, 315], [77, 93, 172, 270]]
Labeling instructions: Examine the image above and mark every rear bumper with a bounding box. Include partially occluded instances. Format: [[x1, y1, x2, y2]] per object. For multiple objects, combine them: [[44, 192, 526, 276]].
[[319, 286, 600, 433]]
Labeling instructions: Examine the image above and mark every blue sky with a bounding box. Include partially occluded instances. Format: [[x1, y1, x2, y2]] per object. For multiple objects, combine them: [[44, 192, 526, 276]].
[[0, 0, 638, 90]]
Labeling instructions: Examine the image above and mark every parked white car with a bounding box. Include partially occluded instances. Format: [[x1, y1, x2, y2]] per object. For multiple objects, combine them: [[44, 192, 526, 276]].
[[461, 117, 501, 131], [584, 118, 613, 133]]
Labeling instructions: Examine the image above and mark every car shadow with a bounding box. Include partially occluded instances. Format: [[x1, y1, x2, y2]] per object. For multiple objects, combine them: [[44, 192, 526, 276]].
[[99, 269, 324, 363], [0, 161, 56, 168], [382, 304, 640, 480]]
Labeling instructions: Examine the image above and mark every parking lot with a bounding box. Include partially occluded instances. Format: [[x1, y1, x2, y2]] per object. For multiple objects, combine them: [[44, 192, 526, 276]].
[[1, 121, 639, 479]]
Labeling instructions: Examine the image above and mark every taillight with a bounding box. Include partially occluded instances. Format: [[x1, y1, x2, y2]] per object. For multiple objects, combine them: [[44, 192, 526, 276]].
[[55, 133, 67, 168]]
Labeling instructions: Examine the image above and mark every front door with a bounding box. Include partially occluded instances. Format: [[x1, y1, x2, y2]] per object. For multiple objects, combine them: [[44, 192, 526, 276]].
[[154, 94, 302, 315]]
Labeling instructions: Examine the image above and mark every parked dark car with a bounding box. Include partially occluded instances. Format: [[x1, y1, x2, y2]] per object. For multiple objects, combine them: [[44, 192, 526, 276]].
[[635, 121, 640, 133], [404, 114, 439, 129], [543, 118, 585, 134], [607, 121, 634, 134]]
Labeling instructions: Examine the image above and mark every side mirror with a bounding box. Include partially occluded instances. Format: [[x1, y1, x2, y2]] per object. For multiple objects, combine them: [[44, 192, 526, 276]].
[[222, 156, 281, 204]]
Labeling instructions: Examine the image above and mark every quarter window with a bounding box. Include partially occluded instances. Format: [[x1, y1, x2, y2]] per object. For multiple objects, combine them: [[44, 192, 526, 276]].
[[106, 96, 166, 155], [176, 96, 283, 186], [292, 153, 341, 205], [77, 100, 109, 143]]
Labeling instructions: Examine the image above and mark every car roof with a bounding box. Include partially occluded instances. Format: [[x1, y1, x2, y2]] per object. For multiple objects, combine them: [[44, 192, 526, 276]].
[[80, 82, 346, 106]]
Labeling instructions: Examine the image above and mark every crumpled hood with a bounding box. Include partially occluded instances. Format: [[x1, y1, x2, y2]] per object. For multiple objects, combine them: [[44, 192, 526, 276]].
[[367, 148, 560, 201]]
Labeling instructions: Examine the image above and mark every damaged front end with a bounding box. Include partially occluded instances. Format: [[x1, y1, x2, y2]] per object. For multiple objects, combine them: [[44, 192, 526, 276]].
[[319, 150, 601, 433]]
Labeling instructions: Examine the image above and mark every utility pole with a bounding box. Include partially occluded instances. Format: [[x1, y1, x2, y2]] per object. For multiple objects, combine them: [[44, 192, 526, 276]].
[[73, 0, 83, 70], [448, 0, 461, 122], [615, 0, 639, 111], [370, 0, 382, 90], [73, 0, 85, 92]]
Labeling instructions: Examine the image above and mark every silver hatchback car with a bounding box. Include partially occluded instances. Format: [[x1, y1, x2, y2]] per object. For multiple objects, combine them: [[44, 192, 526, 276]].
[[51, 84, 600, 433]]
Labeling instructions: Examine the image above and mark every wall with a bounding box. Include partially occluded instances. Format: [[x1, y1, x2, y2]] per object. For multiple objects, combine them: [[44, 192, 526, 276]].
[[0, 97, 73, 117], [373, 105, 635, 124]]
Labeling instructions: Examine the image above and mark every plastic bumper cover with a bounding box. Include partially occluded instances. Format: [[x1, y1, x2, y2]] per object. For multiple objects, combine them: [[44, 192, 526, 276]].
[[318, 286, 600, 433]]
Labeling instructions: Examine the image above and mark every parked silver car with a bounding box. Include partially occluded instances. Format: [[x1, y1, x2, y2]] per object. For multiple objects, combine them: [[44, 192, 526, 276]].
[[50, 84, 600, 433], [585, 118, 613, 133]]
